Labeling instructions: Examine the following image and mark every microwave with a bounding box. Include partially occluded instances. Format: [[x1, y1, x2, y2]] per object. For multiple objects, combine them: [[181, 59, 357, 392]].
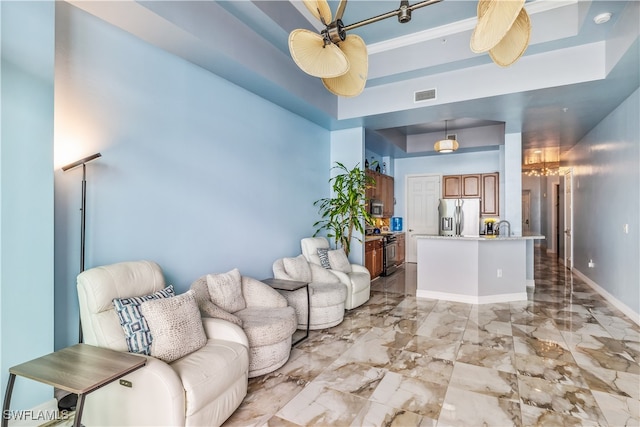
[[370, 200, 384, 218]]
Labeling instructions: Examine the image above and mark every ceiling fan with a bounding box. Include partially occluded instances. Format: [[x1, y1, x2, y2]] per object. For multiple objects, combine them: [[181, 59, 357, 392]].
[[288, 0, 531, 97]]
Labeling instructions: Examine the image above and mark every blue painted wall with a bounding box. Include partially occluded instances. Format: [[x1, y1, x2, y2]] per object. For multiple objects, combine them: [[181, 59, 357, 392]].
[[53, 3, 331, 349], [566, 88, 640, 318], [0, 1, 55, 411]]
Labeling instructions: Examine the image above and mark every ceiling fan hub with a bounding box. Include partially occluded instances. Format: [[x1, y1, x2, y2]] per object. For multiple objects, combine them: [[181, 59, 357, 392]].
[[398, 2, 412, 23], [323, 19, 346, 45]]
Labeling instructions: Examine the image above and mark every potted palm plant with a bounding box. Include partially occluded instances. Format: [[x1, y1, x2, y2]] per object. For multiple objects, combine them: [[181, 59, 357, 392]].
[[313, 161, 376, 256]]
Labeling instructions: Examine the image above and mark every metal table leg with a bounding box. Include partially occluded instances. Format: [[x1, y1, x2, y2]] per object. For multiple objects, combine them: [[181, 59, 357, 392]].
[[73, 393, 85, 427], [1, 374, 16, 427], [292, 284, 310, 346]]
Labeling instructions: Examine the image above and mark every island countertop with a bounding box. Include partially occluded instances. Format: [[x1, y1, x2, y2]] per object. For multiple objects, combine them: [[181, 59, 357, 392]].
[[413, 234, 545, 241]]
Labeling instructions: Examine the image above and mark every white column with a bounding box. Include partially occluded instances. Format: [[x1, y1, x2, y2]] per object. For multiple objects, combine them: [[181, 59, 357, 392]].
[[503, 133, 522, 236]]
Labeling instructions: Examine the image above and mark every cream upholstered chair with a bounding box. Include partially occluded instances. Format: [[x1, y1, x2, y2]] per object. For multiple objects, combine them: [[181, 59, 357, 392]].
[[190, 269, 297, 378], [272, 255, 347, 330], [77, 260, 249, 427], [301, 237, 371, 310]]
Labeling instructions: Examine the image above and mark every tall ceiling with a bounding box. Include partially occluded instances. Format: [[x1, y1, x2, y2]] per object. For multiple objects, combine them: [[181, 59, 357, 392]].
[[67, 0, 639, 162]]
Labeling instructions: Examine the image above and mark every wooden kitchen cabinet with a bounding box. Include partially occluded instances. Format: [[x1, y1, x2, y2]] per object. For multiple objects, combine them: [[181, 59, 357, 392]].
[[365, 170, 376, 202], [365, 239, 383, 279], [481, 172, 499, 215], [443, 173, 499, 215], [395, 233, 405, 266], [366, 170, 394, 218], [443, 175, 462, 198], [462, 174, 481, 197], [381, 174, 394, 217], [443, 174, 480, 198]]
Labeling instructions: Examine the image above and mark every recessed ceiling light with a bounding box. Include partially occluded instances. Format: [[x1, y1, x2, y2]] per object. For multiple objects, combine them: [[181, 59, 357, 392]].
[[593, 12, 612, 24]]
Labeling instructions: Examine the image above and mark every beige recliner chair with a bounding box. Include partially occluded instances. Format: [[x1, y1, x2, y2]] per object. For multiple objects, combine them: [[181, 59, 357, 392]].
[[77, 260, 249, 427], [272, 255, 347, 330], [190, 269, 297, 378], [301, 237, 371, 310]]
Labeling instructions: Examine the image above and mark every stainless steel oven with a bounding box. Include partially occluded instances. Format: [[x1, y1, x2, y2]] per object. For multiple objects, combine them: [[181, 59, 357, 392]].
[[382, 234, 398, 276]]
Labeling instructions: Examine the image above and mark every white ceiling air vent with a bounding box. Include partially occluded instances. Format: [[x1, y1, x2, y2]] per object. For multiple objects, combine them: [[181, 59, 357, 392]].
[[414, 88, 436, 103]]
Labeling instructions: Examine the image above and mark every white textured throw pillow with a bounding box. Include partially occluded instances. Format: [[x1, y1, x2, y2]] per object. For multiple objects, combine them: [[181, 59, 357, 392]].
[[283, 255, 312, 282], [328, 249, 352, 273], [206, 268, 246, 313], [140, 290, 207, 363]]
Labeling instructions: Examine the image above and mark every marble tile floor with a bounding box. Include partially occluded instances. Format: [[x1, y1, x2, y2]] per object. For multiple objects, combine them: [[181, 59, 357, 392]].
[[223, 250, 639, 426]]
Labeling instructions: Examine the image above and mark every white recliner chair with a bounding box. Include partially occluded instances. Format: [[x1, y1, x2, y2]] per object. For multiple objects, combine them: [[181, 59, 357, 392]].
[[77, 260, 249, 427], [301, 237, 371, 310]]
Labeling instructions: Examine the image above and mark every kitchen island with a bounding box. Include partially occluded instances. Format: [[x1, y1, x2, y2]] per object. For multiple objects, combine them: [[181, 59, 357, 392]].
[[415, 234, 544, 304]]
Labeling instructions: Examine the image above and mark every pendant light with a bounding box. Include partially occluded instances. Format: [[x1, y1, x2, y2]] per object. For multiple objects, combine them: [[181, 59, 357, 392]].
[[434, 120, 459, 153]]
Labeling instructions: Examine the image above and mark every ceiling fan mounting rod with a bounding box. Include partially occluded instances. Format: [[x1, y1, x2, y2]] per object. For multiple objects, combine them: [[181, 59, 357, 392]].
[[342, 0, 443, 32]]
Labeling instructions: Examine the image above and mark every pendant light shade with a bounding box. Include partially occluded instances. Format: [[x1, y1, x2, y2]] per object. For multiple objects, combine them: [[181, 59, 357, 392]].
[[434, 120, 459, 153]]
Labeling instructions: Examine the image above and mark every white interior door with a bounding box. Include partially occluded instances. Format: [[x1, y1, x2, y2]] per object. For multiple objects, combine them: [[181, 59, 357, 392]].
[[406, 175, 440, 262], [564, 169, 573, 269], [522, 190, 531, 233]]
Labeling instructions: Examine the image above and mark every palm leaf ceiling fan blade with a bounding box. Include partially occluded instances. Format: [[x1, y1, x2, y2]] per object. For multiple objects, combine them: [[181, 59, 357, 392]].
[[470, 0, 525, 53], [302, 0, 332, 23], [322, 34, 368, 97], [489, 7, 530, 67], [290, 0, 443, 96], [288, 29, 350, 78]]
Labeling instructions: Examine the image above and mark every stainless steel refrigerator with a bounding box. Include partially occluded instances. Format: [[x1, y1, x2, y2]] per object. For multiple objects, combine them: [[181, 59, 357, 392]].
[[438, 198, 481, 237]]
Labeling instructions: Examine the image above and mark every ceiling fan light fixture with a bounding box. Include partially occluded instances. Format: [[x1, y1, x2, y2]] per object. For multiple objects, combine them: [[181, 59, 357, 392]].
[[290, 0, 442, 97]]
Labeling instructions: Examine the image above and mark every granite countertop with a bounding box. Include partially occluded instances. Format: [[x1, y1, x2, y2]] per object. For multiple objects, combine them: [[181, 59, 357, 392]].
[[414, 233, 545, 241]]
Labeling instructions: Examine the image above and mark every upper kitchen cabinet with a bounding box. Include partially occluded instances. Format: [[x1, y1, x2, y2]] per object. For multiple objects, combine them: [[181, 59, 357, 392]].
[[462, 175, 481, 197], [481, 173, 499, 216], [443, 174, 480, 198], [442, 175, 462, 198], [443, 173, 499, 215], [366, 170, 394, 217]]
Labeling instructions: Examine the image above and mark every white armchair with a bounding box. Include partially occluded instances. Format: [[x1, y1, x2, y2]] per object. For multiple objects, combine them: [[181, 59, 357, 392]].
[[301, 237, 371, 309], [77, 260, 249, 427], [272, 255, 347, 330], [190, 269, 298, 378]]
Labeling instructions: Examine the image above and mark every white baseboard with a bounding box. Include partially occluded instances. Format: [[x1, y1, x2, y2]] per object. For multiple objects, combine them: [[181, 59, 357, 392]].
[[573, 268, 640, 326], [416, 290, 528, 304]]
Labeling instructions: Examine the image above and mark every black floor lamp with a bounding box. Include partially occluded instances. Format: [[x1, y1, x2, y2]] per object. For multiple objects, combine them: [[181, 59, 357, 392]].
[[58, 152, 101, 411]]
